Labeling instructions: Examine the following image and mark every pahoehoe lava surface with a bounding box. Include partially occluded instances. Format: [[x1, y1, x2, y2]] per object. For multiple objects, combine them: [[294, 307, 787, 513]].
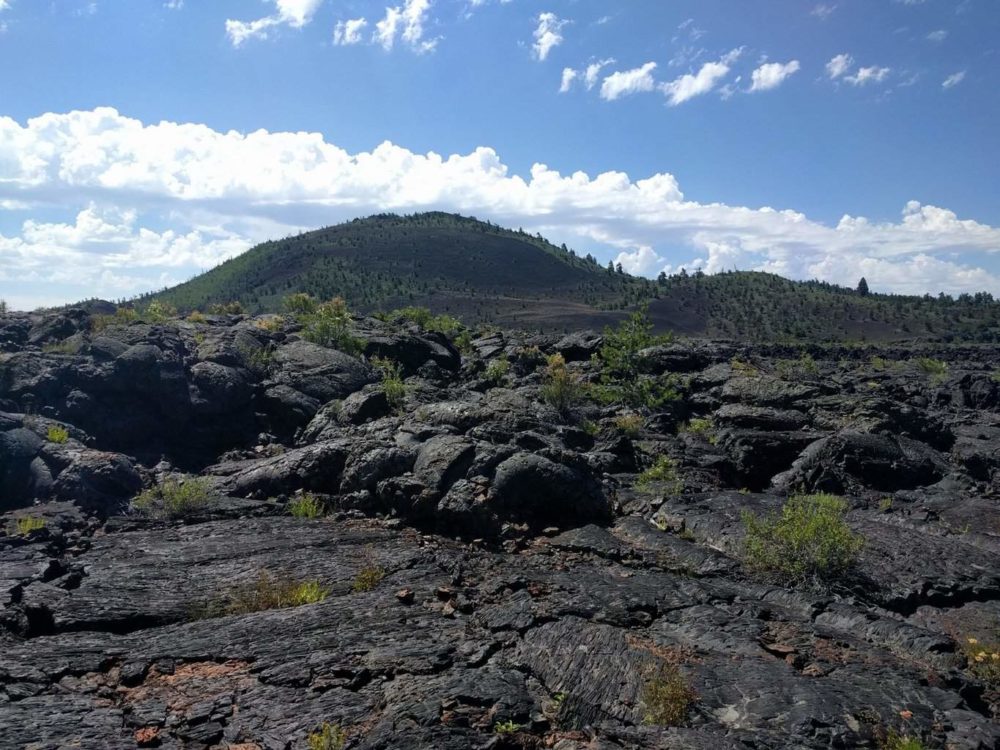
[[2, 305, 1000, 748]]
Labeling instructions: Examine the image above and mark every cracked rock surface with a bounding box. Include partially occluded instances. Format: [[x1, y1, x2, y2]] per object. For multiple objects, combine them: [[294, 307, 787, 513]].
[[2, 308, 1000, 748]]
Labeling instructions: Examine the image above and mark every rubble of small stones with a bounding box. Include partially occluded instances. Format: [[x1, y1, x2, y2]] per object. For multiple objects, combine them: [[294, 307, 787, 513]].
[[1, 307, 999, 749]]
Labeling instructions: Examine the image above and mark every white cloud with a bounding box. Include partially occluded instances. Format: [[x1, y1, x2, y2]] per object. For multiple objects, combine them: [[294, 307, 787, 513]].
[[584, 58, 615, 89], [559, 67, 577, 93], [2, 108, 1000, 306], [333, 17, 368, 45], [826, 53, 853, 79], [660, 49, 741, 106], [600, 62, 657, 101], [0, 1, 10, 11], [374, 0, 436, 52], [532, 12, 568, 62], [164, 0, 183, 9], [749, 60, 800, 92], [942, 70, 966, 89], [926, 29, 948, 42], [226, 0, 323, 46], [845, 65, 891, 85], [811, 4, 837, 20]]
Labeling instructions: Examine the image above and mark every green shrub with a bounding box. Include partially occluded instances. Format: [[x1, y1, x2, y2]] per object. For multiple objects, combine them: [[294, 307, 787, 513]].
[[484, 355, 511, 385], [308, 723, 346, 750], [372, 356, 406, 410], [186, 310, 207, 324], [579, 418, 600, 437], [614, 413, 644, 436], [296, 296, 363, 355], [879, 729, 926, 750], [42, 340, 80, 355], [991, 369, 1000, 384], [0, 299, 7, 315], [144, 300, 177, 323], [133, 478, 213, 519], [289, 493, 325, 519], [493, 720, 523, 735], [388, 306, 463, 337], [200, 571, 329, 617], [741, 494, 863, 584], [8, 516, 46, 536], [680, 417, 713, 437], [540, 353, 582, 414], [237, 341, 276, 376], [46, 425, 70, 444], [594, 308, 677, 408], [636, 456, 682, 495], [730, 357, 758, 376], [207, 301, 244, 315], [961, 636, 1000, 687], [914, 357, 948, 385], [254, 315, 284, 332], [641, 663, 696, 726], [775, 352, 819, 380]]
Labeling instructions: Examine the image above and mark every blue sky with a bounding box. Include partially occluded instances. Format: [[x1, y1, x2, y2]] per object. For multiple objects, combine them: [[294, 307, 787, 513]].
[[0, 0, 998, 309]]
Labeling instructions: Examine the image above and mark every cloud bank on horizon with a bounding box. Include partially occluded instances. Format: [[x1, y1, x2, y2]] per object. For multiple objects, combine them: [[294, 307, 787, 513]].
[[1, 107, 999, 311]]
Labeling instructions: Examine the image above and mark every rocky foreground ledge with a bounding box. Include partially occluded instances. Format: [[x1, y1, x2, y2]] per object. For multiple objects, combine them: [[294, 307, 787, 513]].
[[1, 307, 1000, 749]]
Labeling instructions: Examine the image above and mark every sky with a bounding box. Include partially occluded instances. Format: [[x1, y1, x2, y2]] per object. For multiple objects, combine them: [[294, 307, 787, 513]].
[[0, 0, 998, 310]]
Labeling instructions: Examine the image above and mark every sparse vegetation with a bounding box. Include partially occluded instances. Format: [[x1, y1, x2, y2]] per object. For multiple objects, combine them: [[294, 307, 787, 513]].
[[306, 722, 347, 750], [132, 478, 214, 519], [307, 723, 346, 750], [287, 294, 364, 355], [199, 571, 328, 618], [594, 308, 678, 408], [8, 516, 46, 536], [775, 351, 819, 380], [614, 412, 644, 436], [484, 355, 511, 385], [353, 547, 386, 592], [0, 299, 7, 315], [289, 493, 325, 519], [741, 494, 863, 584], [42, 340, 80, 355], [493, 720, 523, 735], [372, 356, 407, 410], [144, 300, 178, 323], [254, 315, 284, 332], [540, 353, 582, 414], [960, 636, 1000, 687], [878, 728, 926, 750], [46, 425, 69, 444], [579, 418, 600, 437], [914, 357, 949, 385], [730, 357, 758, 376], [207, 301, 244, 315], [641, 662, 696, 727], [637, 456, 683, 495], [237, 341, 276, 376], [186, 310, 207, 324]]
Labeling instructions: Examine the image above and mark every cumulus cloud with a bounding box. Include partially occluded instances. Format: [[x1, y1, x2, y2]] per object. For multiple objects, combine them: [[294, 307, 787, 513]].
[[532, 12, 567, 62], [584, 58, 615, 89], [558, 67, 577, 93], [845, 65, 891, 86], [826, 53, 853, 80], [333, 17, 368, 45], [942, 70, 966, 89], [926, 29, 948, 42], [2, 108, 1000, 307], [659, 49, 741, 106], [749, 60, 800, 92], [0, 1, 10, 10], [600, 62, 657, 101], [374, 0, 436, 52], [226, 0, 323, 46]]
